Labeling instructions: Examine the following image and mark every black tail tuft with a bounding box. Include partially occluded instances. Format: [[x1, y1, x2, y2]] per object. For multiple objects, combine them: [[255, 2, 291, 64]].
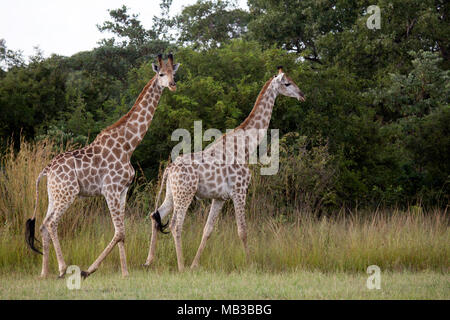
[[25, 218, 42, 255], [152, 211, 170, 234]]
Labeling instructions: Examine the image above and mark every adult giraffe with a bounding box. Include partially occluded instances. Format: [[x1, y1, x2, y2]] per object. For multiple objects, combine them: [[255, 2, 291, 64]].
[[25, 54, 180, 278], [144, 67, 305, 271]]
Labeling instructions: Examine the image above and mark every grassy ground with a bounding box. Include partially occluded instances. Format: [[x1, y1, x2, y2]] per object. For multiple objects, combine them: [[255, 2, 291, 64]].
[[1, 139, 448, 300], [2, 211, 449, 274], [2, 211, 448, 300], [0, 270, 448, 299]]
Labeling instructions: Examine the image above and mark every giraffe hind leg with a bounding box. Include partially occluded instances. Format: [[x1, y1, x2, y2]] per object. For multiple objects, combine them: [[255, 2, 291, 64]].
[[171, 192, 196, 272], [143, 218, 160, 267], [39, 223, 51, 278], [45, 200, 76, 278], [42, 167, 80, 278], [171, 205, 189, 272], [143, 211, 168, 267], [39, 195, 54, 278], [145, 185, 174, 266]]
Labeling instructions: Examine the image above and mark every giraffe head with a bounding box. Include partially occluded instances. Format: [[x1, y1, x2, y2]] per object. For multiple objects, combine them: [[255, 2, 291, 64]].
[[273, 66, 305, 102], [152, 54, 180, 92]]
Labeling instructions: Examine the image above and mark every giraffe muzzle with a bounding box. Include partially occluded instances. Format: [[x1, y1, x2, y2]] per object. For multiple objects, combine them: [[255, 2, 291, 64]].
[[169, 82, 177, 91], [298, 92, 306, 102]]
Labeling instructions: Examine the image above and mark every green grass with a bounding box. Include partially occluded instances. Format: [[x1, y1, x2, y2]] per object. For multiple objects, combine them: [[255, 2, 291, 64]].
[[1, 211, 449, 275], [1, 212, 448, 299], [1, 139, 449, 300], [0, 270, 448, 299]]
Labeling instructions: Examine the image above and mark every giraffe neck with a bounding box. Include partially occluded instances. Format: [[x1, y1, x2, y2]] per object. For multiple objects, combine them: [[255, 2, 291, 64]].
[[94, 75, 163, 157], [205, 77, 278, 162], [237, 77, 277, 133]]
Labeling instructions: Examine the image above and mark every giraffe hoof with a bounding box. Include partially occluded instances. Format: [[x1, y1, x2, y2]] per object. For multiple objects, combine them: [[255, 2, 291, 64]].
[[80, 271, 90, 279], [57, 274, 65, 279]]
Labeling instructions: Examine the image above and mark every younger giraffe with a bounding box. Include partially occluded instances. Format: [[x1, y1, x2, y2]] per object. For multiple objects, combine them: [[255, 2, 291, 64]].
[[144, 67, 305, 271], [26, 54, 180, 278]]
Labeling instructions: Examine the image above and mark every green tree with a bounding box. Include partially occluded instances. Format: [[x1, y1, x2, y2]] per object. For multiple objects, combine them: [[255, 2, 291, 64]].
[[317, 0, 449, 78], [371, 51, 450, 203], [0, 39, 25, 71], [97, 5, 158, 47], [0, 54, 68, 142], [248, 0, 360, 63], [96, 5, 170, 76], [174, 0, 250, 49]]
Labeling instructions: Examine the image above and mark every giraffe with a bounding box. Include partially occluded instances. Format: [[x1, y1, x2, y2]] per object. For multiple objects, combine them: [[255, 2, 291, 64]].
[[144, 67, 305, 271], [25, 54, 180, 278]]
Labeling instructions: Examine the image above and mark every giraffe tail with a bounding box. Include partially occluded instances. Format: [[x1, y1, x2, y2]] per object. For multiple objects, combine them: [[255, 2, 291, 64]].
[[151, 166, 170, 234], [152, 210, 170, 234], [25, 168, 47, 255]]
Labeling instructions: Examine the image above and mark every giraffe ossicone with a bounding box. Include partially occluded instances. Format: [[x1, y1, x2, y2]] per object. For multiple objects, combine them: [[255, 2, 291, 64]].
[[144, 67, 305, 271], [25, 54, 180, 279]]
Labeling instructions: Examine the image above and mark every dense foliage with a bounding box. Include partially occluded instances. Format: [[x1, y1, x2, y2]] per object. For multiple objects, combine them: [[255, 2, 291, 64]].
[[0, 0, 448, 209]]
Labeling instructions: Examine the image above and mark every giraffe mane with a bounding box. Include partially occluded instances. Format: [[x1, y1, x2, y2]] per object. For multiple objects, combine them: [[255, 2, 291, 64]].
[[207, 76, 275, 148], [101, 75, 157, 133], [236, 76, 274, 131]]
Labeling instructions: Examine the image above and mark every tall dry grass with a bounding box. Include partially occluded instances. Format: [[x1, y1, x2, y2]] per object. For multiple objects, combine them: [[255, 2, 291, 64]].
[[0, 138, 155, 235], [0, 139, 448, 275]]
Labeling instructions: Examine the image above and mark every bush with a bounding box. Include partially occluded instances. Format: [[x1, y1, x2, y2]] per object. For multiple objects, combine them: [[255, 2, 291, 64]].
[[249, 132, 337, 215]]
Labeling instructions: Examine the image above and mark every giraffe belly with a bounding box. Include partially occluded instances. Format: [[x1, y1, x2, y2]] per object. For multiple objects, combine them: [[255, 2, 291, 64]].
[[78, 179, 102, 196], [76, 169, 103, 196], [196, 178, 232, 200]]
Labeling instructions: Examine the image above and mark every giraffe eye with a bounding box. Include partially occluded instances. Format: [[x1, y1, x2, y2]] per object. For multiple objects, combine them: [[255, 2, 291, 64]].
[[285, 83, 291, 87], [159, 73, 165, 77]]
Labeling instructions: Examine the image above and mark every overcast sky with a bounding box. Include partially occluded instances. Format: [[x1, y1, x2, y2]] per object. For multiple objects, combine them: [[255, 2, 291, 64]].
[[0, 0, 248, 59]]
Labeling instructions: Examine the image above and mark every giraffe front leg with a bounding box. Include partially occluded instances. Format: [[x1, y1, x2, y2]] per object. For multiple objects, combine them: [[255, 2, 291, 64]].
[[191, 199, 225, 269], [118, 241, 129, 277], [82, 230, 123, 279], [83, 188, 128, 278], [117, 188, 129, 277], [232, 193, 250, 260]]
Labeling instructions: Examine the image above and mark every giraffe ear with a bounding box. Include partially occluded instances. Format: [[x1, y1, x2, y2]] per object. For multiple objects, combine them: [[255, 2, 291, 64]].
[[152, 63, 159, 73], [172, 63, 180, 73]]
